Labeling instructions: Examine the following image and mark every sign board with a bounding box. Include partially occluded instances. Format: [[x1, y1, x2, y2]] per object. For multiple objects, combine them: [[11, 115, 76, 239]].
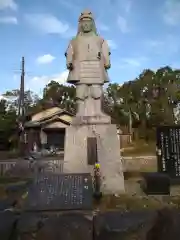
[[23, 173, 93, 211], [156, 126, 180, 178]]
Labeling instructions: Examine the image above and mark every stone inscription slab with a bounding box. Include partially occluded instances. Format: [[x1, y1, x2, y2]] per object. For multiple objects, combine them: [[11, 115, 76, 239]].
[[87, 137, 97, 165], [157, 126, 180, 178], [23, 173, 93, 211]]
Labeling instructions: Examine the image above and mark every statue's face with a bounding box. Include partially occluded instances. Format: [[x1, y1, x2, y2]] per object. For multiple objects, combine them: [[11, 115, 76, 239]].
[[81, 18, 93, 33]]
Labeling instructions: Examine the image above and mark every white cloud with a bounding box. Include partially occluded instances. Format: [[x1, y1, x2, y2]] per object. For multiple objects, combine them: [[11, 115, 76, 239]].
[[166, 35, 179, 53], [163, 0, 180, 25], [55, 71, 69, 83], [13, 74, 18, 81], [96, 21, 109, 31], [146, 35, 179, 54], [36, 54, 55, 65], [110, 0, 132, 13], [0, 95, 6, 100], [26, 70, 69, 95], [117, 15, 129, 33], [124, 0, 132, 14], [25, 14, 74, 37], [0, 16, 17, 24], [107, 40, 117, 50], [123, 58, 141, 67], [119, 57, 148, 68], [60, 0, 80, 12], [146, 40, 164, 48], [0, 0, 18, 11], [0, 0, 17, 10], [171, 62, 180, 69]]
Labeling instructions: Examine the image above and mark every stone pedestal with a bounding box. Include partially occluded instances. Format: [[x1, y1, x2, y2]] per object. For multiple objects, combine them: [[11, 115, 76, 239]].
[[64, 123, 125, 194]]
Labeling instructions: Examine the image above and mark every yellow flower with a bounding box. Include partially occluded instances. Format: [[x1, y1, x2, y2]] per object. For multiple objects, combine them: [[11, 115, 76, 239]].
[[95, 163, 100, 168]]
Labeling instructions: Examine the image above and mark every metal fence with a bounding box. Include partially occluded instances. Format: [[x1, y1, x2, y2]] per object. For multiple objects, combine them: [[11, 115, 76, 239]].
[[0, 159, 64, 176], [0, 161, 16, 176], [39, 159, 64, 173]]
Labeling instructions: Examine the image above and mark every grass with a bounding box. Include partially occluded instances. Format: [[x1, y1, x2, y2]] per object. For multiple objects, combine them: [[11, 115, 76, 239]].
[[122, 141, 156, 157], [122, 142, 157, 173], [0, 150, 20, 160], [0, 176, 30, 200], [0, 185, 6, 198], [0, 177, 25, 184], [94, 194, 179, 212], [124, 172, 146, 179]]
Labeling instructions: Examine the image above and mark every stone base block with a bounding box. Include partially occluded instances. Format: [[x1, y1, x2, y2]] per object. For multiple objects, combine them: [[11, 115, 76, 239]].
[[72, 115, 111, 125], [64, 124, 125, 194]]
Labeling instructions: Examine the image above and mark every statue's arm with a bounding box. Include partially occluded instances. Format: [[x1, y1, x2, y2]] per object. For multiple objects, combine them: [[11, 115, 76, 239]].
[[102, 40, 111, 69], [65, 40, 74, 70]]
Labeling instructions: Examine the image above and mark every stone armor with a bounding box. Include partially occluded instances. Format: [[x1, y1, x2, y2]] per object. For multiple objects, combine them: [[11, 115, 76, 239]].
[[65, 10, 111, 122], [66, 36, 110, 85]]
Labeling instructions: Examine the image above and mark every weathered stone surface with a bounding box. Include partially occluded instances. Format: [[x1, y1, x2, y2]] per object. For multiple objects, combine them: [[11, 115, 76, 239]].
[[0, 211, 17, 240], [17, 209, 180, 240], [0, 199, 16, 210], [146, 208, 180, 240], [1, 208, 180, 240], [72, 115, 111, 125], [94, 208, 180, 240], [36, 213, 92, 240], [17, 213, 92, 240], [94, 211, 155, 239], [17, 212, 42, 234], [64, 124, 124, 193]]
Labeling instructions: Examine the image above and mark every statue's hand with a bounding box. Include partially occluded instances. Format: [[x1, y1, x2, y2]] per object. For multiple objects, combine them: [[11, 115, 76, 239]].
[[105, 64, 111, 70], [67, 63, 73, 70]]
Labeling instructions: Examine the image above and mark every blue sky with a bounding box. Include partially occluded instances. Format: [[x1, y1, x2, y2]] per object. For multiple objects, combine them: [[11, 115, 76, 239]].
[[0, 0, 180, 95]]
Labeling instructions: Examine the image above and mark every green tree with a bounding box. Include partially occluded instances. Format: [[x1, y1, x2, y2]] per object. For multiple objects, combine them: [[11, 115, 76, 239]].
[[0, 99, 17, 150], [2, 89, 39, 113], [43, 81, 76, 113]]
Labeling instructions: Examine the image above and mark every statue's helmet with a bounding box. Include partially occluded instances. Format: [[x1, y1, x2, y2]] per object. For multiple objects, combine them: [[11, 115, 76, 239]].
[[78, 10, 94, 21], [77, 10, 98, 35]]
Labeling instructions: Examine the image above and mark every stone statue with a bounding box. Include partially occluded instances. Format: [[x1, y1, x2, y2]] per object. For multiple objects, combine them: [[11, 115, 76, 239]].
[[65, 10, 111, 124], [64, 10, 125, 194]]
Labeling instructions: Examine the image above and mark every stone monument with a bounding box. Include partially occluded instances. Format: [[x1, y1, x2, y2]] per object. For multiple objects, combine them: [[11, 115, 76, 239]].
[[64, 10, 124, 193]]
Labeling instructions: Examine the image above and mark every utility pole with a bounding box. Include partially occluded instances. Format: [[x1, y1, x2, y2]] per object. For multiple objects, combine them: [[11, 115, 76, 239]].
[[18, 57, 25, 116], [18, 57, 26, 157]]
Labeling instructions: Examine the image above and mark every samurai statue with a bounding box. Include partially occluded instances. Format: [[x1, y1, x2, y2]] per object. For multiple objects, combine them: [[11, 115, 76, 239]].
[[65, 10, 111, 124]]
